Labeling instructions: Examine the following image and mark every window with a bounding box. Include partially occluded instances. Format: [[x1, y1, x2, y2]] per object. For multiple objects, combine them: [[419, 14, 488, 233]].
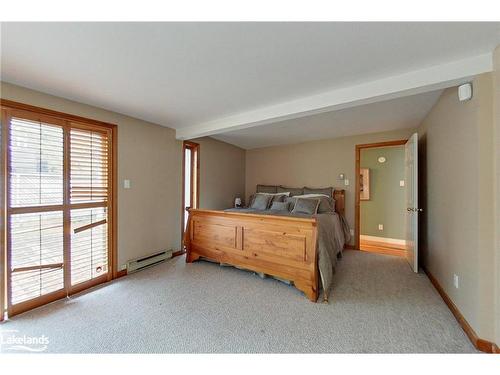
[[0, 100, 117, 318], [182, 141, 199, 238]]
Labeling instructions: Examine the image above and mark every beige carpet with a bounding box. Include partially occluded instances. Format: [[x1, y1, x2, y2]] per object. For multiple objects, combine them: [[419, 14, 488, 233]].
[[0, 250, 477, 353]]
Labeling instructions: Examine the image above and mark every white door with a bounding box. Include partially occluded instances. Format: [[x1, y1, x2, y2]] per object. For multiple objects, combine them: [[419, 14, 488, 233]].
[[405, 133, 419, 272]]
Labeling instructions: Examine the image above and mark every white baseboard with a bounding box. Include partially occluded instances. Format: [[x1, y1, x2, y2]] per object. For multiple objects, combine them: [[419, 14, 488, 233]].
[[360, 235, 406, 246]]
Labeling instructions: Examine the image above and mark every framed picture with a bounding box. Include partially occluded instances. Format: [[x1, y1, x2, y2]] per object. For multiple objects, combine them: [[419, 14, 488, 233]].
[[360, 168, 370, 200]]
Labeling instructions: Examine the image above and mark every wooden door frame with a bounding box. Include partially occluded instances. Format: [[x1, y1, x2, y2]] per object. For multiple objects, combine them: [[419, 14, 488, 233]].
[[181, 141, 200, 251], [1, 109, 7, 321], [0, 99, 118, 317], [354, 139, 408, 251]]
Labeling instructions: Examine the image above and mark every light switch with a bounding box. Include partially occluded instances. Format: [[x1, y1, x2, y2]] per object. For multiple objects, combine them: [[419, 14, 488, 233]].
[[378, 224, 384, 231], [124, 179, 131, 189], [344, 179, 349, 186], [400, 180, 405, 187]]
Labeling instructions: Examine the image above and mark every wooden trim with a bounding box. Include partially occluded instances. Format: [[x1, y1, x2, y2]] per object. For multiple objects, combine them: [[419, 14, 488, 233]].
[[0, 109, 7, 321], [8, 289, 67, 317], [12, 263, 63, 273], [116, 269, 127, 278], [423, 266, 499, 353], [0, 99, 116, 129], [73, 219, 107, 234], [354, 139, 408, 250], [172, 250, 186, 258], [181, 141, 200, 248], [110, 125, 118, 279], [68, 274, 108, 295]]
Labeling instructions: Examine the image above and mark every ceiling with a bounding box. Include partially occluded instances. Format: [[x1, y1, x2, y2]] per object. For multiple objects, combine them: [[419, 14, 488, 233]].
[[212, 90, 443, 149], [1, 22, 499, 146]]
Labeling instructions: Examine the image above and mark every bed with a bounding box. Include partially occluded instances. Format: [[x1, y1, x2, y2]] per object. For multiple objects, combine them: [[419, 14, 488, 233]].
[[183, 187, 350, 302]]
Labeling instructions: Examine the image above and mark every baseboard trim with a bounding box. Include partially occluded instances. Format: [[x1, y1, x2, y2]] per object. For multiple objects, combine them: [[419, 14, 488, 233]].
[[116, 269, 127, 278], [423, 267, 498, 353], [360, 235, 406, 246], [173, 249, 186, 258]]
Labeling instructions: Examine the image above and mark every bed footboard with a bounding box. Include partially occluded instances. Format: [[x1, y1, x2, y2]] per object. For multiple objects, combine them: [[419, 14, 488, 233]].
[[184, 209, 319, 302]]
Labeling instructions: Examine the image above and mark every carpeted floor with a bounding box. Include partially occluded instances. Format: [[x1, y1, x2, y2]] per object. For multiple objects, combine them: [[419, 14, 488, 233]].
[[0, 250, 477, 353]]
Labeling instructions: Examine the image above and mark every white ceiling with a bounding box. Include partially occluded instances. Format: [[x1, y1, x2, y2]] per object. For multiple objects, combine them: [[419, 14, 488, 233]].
[[212, 90, 443, 149], [1, 22, 499, 145]]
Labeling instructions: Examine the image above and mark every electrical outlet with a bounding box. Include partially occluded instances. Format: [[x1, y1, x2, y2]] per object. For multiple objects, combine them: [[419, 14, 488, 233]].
[[400, 180, 405, 187], [453, 274, 459, 289], [378, 224, 384, 231], [124, 179, 131, 189], [344, 179, 349, 186], [350, 229, 354, 236]]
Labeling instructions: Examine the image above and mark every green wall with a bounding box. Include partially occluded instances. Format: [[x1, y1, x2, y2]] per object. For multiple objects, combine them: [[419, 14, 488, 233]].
[[360, 145, 406, 239]]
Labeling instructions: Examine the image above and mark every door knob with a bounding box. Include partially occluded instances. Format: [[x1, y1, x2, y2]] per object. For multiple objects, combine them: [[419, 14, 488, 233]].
[[407, 208, 414, 212]]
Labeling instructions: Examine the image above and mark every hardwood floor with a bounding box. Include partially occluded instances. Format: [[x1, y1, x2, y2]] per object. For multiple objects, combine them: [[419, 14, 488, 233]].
[[359, 238, 406, 257]]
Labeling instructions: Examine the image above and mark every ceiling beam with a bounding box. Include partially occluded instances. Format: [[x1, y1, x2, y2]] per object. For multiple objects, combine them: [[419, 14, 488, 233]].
[[176, 52, 493, 140]]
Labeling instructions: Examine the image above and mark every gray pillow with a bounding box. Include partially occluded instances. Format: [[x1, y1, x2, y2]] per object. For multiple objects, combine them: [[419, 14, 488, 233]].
[[316, 196, 336, 213], [250, 193, 272, 210], [304, 186, 333, 197], [291, 198, 320, 215], [269, 201, 290, 211], [256, 184, 278, 194], [284, 196, 296, 211], [278, 186, 303, 196]]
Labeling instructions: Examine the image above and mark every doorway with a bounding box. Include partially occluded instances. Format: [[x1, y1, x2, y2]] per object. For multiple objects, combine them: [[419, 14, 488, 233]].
[[355, 140, 408, 257], [181, 141, 199, 242], [1, 100, 117, 318]]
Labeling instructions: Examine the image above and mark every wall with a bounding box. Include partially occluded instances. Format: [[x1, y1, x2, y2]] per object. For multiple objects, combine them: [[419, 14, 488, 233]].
[[246, 128, 415, 244], [360, 146, 405, 239], [418, 72, 495, 342], [192, 137, 246, 210], [0, 82, 246, 270], [0, 82, 182, 268]]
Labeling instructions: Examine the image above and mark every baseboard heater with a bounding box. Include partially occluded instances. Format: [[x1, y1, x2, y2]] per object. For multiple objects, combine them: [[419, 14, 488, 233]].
[[126, 249, 173, 273]]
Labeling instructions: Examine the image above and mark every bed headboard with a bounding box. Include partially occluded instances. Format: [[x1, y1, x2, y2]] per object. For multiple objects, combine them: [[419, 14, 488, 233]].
[[255, 184, 345, 217], [333, 189, 345, 217]]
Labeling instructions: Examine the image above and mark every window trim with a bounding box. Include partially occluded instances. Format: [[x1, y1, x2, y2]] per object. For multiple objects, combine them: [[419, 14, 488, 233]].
[[0, 99, 117, 317], [181, 141, 200, 250]]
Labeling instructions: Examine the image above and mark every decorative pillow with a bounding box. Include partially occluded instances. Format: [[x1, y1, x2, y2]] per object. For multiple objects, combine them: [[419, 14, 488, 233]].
[[247, 194, 256, 208], [304, 186, 333, 197], [278, 186, 303, 196], [293, 194, 335, 213], [256, 184, 278, 194], [291, 198, 320, 215], [269, 201, 290, 211], [284, 196, 296, 211], [250, 193, 272, 210]]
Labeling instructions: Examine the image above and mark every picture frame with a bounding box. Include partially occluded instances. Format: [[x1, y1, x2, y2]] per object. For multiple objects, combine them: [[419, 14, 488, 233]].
[[360, 168, 370, 200]]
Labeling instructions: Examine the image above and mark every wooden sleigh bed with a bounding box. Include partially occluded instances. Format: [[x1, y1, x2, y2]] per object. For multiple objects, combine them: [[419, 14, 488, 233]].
[[184, 190, 345, 302]]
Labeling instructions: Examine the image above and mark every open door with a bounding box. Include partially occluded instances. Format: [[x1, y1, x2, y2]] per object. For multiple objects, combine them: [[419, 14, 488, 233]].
[[405, 133, 420, 272]]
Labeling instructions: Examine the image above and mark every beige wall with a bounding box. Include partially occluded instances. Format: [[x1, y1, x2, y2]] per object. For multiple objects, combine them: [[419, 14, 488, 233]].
[[193, 137, 246, 210], [0, 82, 245, 270], [245, 128, 416, 244], [1, 82, 183, 268], [418, 72, 496, 341]]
